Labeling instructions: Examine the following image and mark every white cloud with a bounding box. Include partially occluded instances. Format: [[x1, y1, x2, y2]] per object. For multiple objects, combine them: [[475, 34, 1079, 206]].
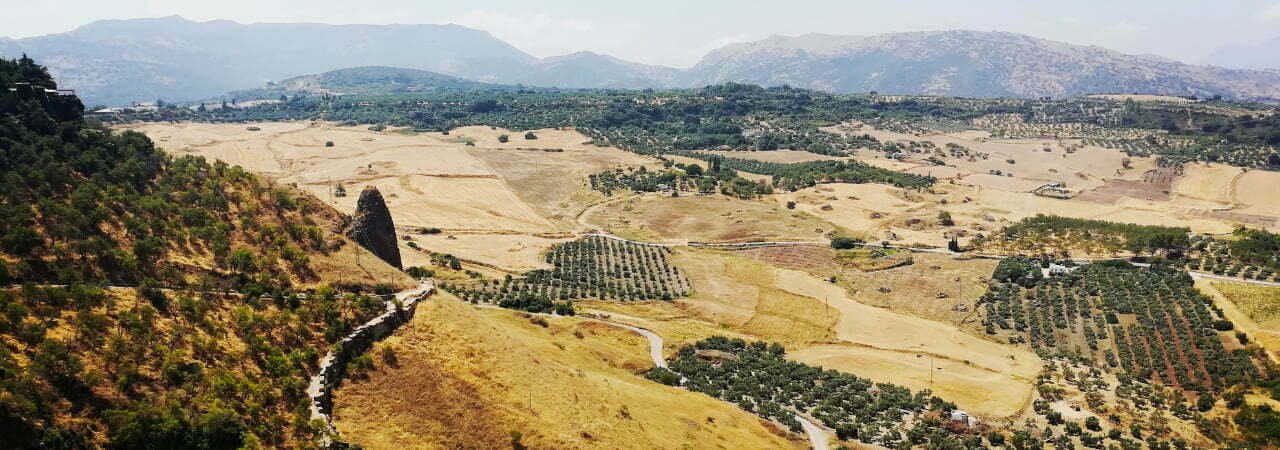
[[447, 10, 596, 57], [1265, 3, 1280, 23]]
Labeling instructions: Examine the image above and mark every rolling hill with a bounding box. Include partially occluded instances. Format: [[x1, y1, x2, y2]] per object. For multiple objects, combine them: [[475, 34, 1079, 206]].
[[227, 66, 509, 99], [0, 55, 412, 448]]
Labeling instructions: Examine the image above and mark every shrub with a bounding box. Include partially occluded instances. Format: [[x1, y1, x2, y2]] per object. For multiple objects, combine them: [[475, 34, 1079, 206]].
[[498, 134, 509, 143], [992, 256, 1042, 287], [645, 367, 681, 386], [524, 131, 537, 140], [939, 211, 954, 226], [830, 236, 862, 250]]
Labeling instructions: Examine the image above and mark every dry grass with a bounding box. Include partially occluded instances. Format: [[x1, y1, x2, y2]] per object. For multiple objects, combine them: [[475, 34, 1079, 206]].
[[400, 233, 569, 273], [670, 249, 838, 345], [596, 248, 1037, 418], [770, 267, 1041, 418], [309, 240, 416, 290], [1198, 281, 1280, 363], [1207, 282, 1280, 330], [332, 294, 804, 450]]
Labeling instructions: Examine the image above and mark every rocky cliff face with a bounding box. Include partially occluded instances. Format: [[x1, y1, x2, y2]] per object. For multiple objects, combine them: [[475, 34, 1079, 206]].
[[347, 186, 402, 269]]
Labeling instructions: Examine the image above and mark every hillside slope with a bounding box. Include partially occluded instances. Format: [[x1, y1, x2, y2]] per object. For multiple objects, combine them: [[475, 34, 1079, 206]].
[[685, 31, 1280, 100], [227, 66, 510, 99], [0, 56, 411, 448]]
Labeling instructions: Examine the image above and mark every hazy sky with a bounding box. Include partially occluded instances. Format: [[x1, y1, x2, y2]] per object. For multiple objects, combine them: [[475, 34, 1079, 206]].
[[3, 0, 1279, 67]]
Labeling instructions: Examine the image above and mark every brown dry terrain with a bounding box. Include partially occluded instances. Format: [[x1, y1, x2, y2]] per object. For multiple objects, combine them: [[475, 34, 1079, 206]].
[[582, 194, 837, 243], [127, 122, 654, 233], [594, 248, 1040, 418], [332, 294, 804, 450], [125, 118, 1278, 442]]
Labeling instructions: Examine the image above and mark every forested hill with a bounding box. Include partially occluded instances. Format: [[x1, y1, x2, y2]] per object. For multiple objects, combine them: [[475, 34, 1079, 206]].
[[227, 66, 518, 100], [0, 56, 411, 448]]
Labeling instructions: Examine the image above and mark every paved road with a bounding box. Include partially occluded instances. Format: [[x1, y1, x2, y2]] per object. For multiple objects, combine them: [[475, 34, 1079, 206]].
[[607, 322, 667, 368], [796, 415, 830, 450]]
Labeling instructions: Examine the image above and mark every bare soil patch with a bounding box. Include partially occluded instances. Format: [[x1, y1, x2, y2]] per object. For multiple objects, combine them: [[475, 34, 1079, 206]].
[[582, 194, 835, 243]]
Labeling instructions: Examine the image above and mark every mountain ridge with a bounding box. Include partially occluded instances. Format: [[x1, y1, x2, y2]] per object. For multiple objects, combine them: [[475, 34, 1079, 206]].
[[5, 16, 1280, 104]]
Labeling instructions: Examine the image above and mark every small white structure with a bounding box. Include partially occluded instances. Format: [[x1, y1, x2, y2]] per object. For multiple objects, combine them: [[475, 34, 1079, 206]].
[[950, 409, 978, 428]]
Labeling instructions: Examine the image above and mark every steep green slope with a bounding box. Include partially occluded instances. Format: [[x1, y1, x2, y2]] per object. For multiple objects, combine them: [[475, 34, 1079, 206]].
[[0, 56, 410, 449]]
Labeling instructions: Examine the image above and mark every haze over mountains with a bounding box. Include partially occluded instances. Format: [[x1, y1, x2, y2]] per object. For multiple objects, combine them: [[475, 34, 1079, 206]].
[[4, 15, 1279, 105], [1204, 36, 1280, 72]]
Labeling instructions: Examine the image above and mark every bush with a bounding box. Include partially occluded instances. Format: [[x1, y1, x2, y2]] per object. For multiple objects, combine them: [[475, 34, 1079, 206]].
[[524, 131, 537, 140], [405, 266, 434, 278], [498, 134, 509, 143], [645, 367, 681, 385], [992, 256, 1042, 287], [830, 236, 863, 250], [939, 211, 954, 226]]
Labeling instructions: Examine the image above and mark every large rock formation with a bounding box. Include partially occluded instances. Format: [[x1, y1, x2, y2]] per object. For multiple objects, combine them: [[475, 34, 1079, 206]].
[[347, 186, 401, 269]]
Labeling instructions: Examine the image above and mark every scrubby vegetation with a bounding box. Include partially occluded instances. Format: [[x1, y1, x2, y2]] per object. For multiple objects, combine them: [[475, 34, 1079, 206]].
[[0, 56, 399, 448], [441, 236, 690, 312], [670, 151, 936, 190], [662, 337, 981, 448], [588, 159, 772, 198], [983, 215, 1190, 256], [1181, 228, 1280, 281]]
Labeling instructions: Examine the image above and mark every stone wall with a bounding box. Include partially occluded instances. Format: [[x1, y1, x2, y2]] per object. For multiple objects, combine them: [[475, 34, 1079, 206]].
[[307, 282, 434, 447]]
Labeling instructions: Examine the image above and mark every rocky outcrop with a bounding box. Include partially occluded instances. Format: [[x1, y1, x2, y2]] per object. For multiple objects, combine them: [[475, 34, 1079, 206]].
[[347, 186, 401, 269]]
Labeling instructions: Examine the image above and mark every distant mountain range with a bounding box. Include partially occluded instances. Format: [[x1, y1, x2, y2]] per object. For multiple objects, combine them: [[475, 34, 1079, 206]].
[[5, 16, 1280, 105]]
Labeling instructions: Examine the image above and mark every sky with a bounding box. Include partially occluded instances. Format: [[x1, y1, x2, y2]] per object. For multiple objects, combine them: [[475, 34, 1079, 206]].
[[2, 0, 1279, 67]]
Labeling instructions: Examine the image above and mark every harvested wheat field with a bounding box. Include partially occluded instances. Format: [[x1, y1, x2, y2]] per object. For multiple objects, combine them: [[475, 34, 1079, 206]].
[[1198, 281, 1280, 361], [772, 268, 1041, 418], [401, 233, 569, 272], [783, 177, 1258, 248], [332, 294, 804, 450], [597, 248, 1038, 418], [582, 194, 836, 243], [126, 122, 654, 232], [842, 122, 1144, 193], [669, 249, 838, 345]]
